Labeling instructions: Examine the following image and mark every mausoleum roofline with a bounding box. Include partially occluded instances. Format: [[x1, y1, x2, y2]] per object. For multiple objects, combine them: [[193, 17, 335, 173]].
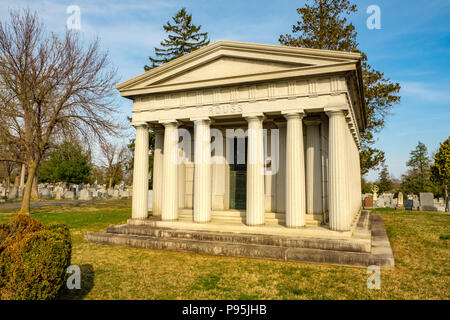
[[117, 40, 367, 131]]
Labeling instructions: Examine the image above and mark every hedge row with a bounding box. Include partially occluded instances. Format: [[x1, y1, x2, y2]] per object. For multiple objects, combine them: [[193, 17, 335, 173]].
[[0, 215, 72, 300]]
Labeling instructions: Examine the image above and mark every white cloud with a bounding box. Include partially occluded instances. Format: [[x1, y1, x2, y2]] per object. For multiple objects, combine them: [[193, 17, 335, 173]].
[[401, 81, 450, 103]]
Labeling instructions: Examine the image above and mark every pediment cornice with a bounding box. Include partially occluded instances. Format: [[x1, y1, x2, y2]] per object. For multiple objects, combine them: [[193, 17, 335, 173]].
[[117, 41, 362, 97]]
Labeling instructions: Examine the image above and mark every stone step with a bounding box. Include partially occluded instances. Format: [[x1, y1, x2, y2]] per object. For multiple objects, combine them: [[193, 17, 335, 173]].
[[179, 209, 323, 222], [84, 231, 391, 268], [106, 224, 370, 252], [177, 212, 322, 227], [177, 216, 320, 227]]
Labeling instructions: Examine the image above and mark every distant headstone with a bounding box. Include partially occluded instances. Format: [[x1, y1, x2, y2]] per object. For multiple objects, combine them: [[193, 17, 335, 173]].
[[419, 192, 436, 211], [371, 185, 379, 201], [40, 188, 51, 199], [391, 198, 398, 209], [112, 189, 120, 199], [98, 189, 106, 198], [119, 190, 130, 199], [364, 196, 374, 208], [55, 187, 63, 200], [412, 199, 420, 211], [79, 189, 92, 201], [396, 192, 405, 210], [8, 187, 18, 200], [404, 199, 413, 211], [18, 186, 24, 198], [63, 191, 75, 200], [377, 193, 393, 208]]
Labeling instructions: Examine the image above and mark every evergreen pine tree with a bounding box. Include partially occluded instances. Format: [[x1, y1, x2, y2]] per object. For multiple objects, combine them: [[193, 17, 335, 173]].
[[39, 141, 92, 184], [401, 142, 433, 194], [279, 0, 401, 175], [377, 163, 393, 194], [430, 136, 450, 200], [145, 8, 209, 70]]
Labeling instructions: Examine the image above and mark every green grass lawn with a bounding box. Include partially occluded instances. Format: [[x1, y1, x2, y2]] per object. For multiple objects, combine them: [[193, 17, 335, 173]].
[[0, 201, 449, 300]]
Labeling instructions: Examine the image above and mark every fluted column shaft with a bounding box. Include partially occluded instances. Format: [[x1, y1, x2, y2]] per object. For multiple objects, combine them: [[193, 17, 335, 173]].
[[284, 112, 306, 227], [327, 110, 350, 231], [161, 122, 179, 220], [355, 139, 362, 212], [152, 128, 164, 216], [132, 124, 149, 219], [193, 119, 211, 223], [305, 119, 323, 215], [246, 115, 265, 226]]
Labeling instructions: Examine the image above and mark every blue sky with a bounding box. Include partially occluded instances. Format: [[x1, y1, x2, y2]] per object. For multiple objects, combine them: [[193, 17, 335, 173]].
[[1, 0, 449, 180]]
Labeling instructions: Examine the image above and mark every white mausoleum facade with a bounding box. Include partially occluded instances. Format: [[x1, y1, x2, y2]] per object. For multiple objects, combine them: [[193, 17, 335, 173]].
[[117, 41, 366, 232]]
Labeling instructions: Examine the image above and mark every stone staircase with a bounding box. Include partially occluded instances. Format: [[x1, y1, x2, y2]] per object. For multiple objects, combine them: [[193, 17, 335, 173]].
[[178, 209, 323, 227], [85, 211, 395, 268]]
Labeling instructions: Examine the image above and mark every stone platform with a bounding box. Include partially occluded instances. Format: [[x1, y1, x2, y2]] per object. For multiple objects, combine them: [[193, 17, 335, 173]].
[[85, 211, 394, 269]]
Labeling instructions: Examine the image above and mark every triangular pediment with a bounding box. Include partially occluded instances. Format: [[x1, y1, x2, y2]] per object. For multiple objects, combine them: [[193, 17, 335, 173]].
[[152, 56, 309, 86], [117, 41, 361, 96]]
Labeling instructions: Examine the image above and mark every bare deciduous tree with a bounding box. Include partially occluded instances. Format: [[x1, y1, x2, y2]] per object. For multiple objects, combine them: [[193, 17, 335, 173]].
[[0, 9, 121, 214], [100, 141, 129, 189]]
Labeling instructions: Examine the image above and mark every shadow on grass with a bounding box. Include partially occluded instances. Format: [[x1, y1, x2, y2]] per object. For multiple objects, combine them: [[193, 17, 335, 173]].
[[58, 264, 95, 300]]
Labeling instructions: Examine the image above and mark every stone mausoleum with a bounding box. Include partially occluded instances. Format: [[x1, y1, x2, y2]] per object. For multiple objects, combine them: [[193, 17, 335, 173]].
[[87, 41, 394, 268]]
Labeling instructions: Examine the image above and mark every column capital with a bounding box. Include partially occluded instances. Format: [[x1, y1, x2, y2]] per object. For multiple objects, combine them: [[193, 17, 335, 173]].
[[131, 121, 148, 129], [243, 112, 264, 121], [191, 117, 212, 126], [283, 112, 305, 120], [159, 119, 180, 127], [325, 107, 348, 117], [282, 108, 305, 119]]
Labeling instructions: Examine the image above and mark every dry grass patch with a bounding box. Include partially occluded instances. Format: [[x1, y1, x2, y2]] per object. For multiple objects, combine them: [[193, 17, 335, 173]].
[[1, 202, 448, 299]]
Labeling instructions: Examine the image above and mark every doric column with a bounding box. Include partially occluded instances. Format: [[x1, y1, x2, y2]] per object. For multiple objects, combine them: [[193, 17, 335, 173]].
[[355, 136, 362, 212], [152, 127, 164, 216], [305, 118, 323, 215], [283, 112, 306, 227], [327, 110, 350, 231], [347, 122, 356, 219], [193, 118, 211, 223], [132, 123, 149, 220], [245, 115, 265, 226], [161, 121, 179, 220]]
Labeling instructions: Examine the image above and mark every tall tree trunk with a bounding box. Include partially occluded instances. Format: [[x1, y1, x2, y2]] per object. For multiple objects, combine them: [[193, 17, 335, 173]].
[[14, 175, 20, 188], [31, 174, 39, 200], [19, 162, 38, 215], [6, 173, 10, 193], [445, 185, 449, 212], [20, 163, 26, 188], [108, 177, 113, 189]]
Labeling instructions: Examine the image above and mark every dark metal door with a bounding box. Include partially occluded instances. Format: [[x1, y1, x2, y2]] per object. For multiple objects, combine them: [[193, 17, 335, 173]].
[[229, 137, 247, 210]]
